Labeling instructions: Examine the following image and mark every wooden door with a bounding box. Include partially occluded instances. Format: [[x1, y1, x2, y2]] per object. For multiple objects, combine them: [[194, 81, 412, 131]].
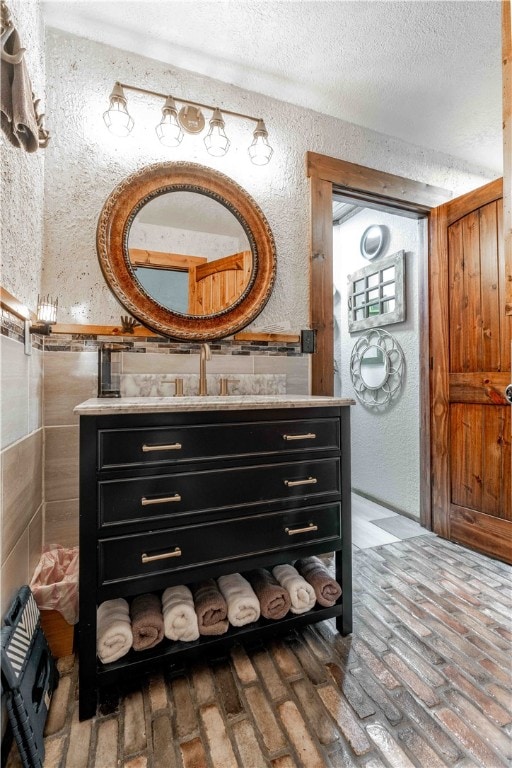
[[188, 251, 252, 315], [430, 178, 512, 563]]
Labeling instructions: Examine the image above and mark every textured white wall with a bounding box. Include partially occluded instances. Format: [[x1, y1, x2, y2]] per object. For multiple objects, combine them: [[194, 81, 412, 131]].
[[333, 210, 424, 517], [130, 221, 242, 261], [1, 0, 45, 311], [42, 28, 494, 329], [0, 1, 46, 724]]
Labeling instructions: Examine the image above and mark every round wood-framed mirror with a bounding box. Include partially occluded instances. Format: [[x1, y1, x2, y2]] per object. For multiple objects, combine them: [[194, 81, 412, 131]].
[[97, 162, 276, 340]]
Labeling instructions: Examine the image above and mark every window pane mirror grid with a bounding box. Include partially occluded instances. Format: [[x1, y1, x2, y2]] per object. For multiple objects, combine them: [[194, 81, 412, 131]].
[[347, 250, 405, 332]]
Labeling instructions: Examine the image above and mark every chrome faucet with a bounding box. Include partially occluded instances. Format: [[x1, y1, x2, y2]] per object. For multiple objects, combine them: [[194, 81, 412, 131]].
[[198, 342, 211, 395]]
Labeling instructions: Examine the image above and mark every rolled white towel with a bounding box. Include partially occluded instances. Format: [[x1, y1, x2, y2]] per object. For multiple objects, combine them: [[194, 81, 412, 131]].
[[217, 573, 260, 627], [272, 564, 316, 614], [97, 598, 133, 663], [162, 585, 199, 642]]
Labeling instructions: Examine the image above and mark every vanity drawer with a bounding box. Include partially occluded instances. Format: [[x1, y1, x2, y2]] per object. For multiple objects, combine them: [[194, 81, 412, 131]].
[[98, 503, 341, 586], [98, 417, 340, 469], [99, 458, 340, 529]]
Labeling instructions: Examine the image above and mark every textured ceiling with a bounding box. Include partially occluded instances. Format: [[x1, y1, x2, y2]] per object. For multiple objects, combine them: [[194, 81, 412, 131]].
[[42, 0, 503, 174]]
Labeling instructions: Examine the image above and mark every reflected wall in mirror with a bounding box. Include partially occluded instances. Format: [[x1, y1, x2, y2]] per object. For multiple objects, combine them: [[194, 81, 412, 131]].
[[97, 162, 276, 340], [350, 328, 405, 408], [128, 191, 252, 316], [360, 345, 388, 389]]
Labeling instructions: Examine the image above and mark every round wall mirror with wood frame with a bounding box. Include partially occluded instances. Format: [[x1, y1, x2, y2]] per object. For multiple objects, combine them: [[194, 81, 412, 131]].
[[97, 162, 276, 340]]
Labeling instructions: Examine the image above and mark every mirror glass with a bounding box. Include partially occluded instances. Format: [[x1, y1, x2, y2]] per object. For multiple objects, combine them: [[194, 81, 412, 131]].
[[360, 224, 387, 260], [347, 250, 405, 332], [350, 328, 405, 408], [128, 191, 252, 316], [360, 345, 388, 389]]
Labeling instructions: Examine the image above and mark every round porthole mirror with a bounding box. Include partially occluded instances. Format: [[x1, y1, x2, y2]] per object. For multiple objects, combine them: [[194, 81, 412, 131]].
[[360, 225, 388, 261]]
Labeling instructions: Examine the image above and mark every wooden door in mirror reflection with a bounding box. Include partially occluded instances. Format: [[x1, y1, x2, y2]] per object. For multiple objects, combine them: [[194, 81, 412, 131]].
[[129, 248, 251, 316], [189, 250, 251, 315]]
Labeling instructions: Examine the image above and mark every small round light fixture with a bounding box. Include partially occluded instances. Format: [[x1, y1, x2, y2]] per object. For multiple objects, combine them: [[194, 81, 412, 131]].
[[360, 225, 388, 260]]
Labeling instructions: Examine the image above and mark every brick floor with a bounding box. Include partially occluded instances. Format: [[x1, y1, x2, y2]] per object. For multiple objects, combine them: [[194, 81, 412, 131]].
[[5, 536, 512, 767]]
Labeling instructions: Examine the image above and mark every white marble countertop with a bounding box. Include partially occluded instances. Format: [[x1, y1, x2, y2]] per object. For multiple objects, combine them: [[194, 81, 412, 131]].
[[74, 394, 354, 415]]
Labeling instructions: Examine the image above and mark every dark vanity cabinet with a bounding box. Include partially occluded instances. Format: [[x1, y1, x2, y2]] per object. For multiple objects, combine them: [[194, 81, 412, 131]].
[[77, 401, 352, 720]]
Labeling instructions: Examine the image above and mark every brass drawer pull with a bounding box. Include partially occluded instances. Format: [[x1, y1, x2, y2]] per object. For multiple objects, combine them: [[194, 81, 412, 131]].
[[142, 442, 182, 452], [141, 547, 182, 563], [282, 433, 316, 441], [284, 477, 318, 487], [141, 494, 181, 506], [285, 523, 318, 536]]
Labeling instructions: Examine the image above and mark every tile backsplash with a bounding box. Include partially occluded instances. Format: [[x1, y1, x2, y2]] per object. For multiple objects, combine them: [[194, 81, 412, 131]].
[[121, 373, 286, 397]]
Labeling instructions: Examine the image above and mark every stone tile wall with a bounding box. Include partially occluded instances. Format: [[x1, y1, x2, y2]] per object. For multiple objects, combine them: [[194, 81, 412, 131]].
[[0, 312, 44, 618]]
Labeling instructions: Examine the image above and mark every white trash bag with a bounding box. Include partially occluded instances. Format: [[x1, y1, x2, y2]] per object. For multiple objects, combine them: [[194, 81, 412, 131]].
[[30, 545, 79, 625]]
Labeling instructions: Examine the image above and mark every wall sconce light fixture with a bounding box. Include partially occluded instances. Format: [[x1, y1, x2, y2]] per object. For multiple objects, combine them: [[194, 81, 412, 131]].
[[155, 96, 183, 147], [103, 82, 134, 137], [24, 294, 58, 354], [204, 108, 230, 157], [248, 119, 274, 166], [103, 81, 274, 165]]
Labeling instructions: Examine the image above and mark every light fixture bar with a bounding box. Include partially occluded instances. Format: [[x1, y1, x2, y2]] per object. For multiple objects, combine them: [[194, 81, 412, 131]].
[[117, 82, 263, 125]]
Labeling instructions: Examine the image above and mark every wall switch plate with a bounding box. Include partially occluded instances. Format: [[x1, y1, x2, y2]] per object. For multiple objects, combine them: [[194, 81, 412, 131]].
[[301, 329, 316, 354]]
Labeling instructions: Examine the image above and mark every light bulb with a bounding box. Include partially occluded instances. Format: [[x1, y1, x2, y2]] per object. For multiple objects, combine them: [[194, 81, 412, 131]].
[[103, 83, 134, 137], [248, 119, 273, 165], [156, 96, 183, 147], [204, 108, 230, 157]]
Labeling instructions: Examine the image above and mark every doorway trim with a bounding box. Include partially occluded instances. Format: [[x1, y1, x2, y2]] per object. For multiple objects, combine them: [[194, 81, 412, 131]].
[[307, 151, 452, 528]]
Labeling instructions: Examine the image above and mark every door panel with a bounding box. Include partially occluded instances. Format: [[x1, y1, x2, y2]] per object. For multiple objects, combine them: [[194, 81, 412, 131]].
[[480, 202, 501, 370], [430, 178, 512, 563], [450, 403, 511, 519]]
